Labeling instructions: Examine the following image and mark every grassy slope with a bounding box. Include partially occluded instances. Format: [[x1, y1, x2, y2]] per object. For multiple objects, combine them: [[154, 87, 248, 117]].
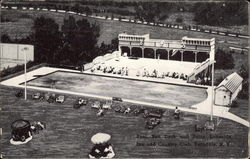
[[1, 9, 248, 46], [0, 85, 248, 158]]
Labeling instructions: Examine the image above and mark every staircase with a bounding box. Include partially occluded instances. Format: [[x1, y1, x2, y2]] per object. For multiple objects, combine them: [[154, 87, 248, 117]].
[[188, 59, 215, 83]]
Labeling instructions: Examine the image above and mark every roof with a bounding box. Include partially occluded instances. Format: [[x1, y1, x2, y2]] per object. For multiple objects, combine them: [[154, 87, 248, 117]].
[[216, 72, 243, 93], [182, 36, 212, 41], [11, 119, 30, 130], [118, 33, 149, 38]]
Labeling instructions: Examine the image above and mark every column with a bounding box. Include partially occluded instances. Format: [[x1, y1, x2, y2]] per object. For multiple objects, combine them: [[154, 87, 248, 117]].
[[118, 45, 122, 55], [194, 52, 197, 63], [142, 47, 144, 58], [167, 49, 170, 60], [154, 48, 156, 59], [181, 50, 183, 61], [129, 47, 132, 56]]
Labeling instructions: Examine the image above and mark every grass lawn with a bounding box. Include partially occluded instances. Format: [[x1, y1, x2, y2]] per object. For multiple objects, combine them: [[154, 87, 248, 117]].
[[229, 99, 249, 121], [0, 85, 248, 158]]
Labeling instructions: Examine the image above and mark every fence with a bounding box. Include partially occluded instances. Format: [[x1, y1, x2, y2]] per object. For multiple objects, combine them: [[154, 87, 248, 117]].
[[0, 43, 34, 61]]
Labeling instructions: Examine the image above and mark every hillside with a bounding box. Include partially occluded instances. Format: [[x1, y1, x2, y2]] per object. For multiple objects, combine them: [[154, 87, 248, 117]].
[[1, 9, 248, 48]]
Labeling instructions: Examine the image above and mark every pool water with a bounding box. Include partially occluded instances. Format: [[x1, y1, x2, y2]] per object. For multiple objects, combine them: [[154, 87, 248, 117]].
[[26, 71, 207, 107]]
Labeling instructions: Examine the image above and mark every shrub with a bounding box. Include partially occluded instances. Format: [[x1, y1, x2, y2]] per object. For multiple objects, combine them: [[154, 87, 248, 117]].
[[230, 100, 238, 108], [238, 81, 249, 99], [215, 49, 234, 70], [215, 75, 224, 85], [0, 61, 37, 78], [176, 17, 183, 23]]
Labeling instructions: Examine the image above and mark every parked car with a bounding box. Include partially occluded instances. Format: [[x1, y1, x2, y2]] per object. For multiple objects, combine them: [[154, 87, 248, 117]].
[[56, 95, 65, 103], [32, 92, 44, 100], [91, 101, 101, 109], [73, 98, 87, 109], [47, 94, 56, 103], [143, 109, 163, 118], [112, 97, 123, 102], [133, 108, 145, 116], [145, 118, 161, 129], [204, 121, 215, 131], [32, 93, 40, 100], [114, 106, 125, 113], [102, 101, 112, 109], [194, 124, 204, 132], [15, 90, 23, 98]]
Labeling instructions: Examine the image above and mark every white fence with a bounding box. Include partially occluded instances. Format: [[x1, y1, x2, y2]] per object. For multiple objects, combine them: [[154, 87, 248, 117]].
[[0, 43, 34, 61]]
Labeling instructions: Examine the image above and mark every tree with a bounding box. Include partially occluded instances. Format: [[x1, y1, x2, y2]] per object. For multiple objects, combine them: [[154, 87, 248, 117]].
[[61, 16, 100, 64], [193, 2, 248, 26], [1, 34, 12, 43], [135, 2, 161, 22], [98, 38, 118, 56], [30, 16, 63, 64], [215, 49, 234, 69]]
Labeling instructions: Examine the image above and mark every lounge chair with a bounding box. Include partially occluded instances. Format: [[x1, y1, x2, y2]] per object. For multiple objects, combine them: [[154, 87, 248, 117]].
[[102, 101, 112, 109], [92, 101, 101, 109]]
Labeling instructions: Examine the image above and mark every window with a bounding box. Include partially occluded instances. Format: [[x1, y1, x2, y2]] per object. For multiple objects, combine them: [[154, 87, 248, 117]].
[[224, 96, 226, 99]]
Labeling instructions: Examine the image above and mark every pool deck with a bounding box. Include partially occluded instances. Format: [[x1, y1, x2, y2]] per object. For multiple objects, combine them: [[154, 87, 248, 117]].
[[1, 66, 249, 127]]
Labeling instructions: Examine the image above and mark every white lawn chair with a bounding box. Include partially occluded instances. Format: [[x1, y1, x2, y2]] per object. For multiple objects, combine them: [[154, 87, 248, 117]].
[[91, 101, 101, 109], [102, 101, 112, 109]]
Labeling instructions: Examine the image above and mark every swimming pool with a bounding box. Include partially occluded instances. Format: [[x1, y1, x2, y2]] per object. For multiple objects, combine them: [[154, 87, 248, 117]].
[[26, 71, 207, 107]]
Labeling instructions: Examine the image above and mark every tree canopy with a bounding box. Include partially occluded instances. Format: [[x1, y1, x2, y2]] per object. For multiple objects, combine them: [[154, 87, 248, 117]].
[[193, 2, 248, 26], [31, 16, 63, 64]]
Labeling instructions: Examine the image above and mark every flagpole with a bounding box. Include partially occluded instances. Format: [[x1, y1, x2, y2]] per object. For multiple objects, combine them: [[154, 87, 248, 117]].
[[22, 47, 28, 100], [210, 38, 215, 121], [210, 62, 214, 121], [24, 48, 27, 100]]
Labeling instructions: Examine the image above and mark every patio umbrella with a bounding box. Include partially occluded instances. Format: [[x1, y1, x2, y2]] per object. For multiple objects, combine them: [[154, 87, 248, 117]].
[[11, 119, 31, 141], [91, 133, 111, 144]]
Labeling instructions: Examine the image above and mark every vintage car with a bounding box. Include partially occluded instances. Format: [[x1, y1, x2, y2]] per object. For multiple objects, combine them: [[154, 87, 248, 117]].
[[133, 107, 145, 116], [56, 95, 65, 103], [102, 101, 112, 110], [145, 118, 161, 129], [32, 92, 44, 100], [73, 98, 87, 109], [15, 90, 23, 98], [114, 106, 126, 113], [204, 121, 215, 131], [47, 94, 56, 103], [91, 101, 101, 109], [143, 109, 163, 118], [112, 97, 123, 102]]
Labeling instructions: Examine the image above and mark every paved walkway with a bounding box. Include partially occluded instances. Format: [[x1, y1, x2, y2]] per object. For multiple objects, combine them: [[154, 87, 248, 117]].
[[1, 67, 249, 127]]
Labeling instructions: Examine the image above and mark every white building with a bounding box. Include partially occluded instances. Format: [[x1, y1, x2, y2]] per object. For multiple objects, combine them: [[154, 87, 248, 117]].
[[214, 72, 243, 106]]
